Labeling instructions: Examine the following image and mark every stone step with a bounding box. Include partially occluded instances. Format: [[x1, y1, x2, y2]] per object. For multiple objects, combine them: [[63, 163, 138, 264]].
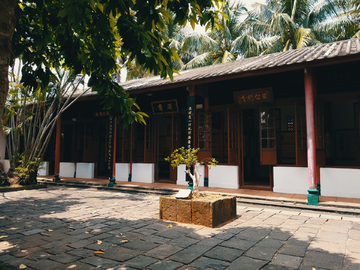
[[39, 179, 176, 196]]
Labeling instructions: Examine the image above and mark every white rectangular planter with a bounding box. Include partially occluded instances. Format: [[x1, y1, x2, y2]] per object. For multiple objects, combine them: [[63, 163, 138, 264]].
[[320, 168, 360, 198], [59, 162, 76, 178], [115, 163, 130, 181], [132, 163, 154, 183], [208, 165, 239, 189], [38, 161, 49, 176], [76, 163, 94, 179], [273, 166, 308, 195], [1, 159, 10, 173]]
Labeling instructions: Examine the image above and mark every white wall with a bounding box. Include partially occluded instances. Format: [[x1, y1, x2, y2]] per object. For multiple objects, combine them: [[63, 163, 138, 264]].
[[273, 166, 308, 194], [1, 160, 10, 173], [76, 163, 94, 179], [132, 163, 154, 183], [321, 168, 360, 198], [38, 161, 49, 176], [115, 163, 130, 181], [59, 162, 76, 178], [208, 165, 239, 189]]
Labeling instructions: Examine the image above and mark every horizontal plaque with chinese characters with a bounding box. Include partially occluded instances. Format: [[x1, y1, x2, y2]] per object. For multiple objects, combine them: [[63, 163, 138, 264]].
[[151, 99, 179, 114], [233, 88, 274, 107]]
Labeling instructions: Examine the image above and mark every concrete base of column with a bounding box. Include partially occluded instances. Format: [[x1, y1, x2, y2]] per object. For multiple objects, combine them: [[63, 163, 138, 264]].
[[308, 189, 319, 206], [108, 178, 116, 187], [187, 182, 193, 190]]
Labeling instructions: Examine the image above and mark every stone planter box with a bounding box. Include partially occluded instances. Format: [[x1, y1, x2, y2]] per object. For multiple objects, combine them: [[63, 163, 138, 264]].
[[159, 195, 237, 228]]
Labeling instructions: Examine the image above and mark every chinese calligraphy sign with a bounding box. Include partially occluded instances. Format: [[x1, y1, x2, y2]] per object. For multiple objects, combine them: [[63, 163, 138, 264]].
[[151, 99, 179, 115], [233, 88, 274, 107]]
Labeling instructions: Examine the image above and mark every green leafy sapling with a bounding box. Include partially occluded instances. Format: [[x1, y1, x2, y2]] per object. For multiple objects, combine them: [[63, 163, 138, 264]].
[[165, 147, 217, 195]]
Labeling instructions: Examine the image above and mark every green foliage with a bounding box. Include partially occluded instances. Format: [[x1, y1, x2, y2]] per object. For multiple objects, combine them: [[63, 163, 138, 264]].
[[15, 155, 42, 186], [11, 0, 223, 126], [165, 147, 218, 169], [0, 169, 10, 187]]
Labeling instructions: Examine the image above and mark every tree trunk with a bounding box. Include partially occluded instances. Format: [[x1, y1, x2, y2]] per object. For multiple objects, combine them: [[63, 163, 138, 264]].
[[0, 0, 18, 117]]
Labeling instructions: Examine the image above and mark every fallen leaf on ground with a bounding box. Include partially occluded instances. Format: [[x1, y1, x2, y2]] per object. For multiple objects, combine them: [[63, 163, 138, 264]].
[[94, 251, 104, 254], [34, 205, 38, 207], [0, 236, 8, 239], [3, 242, 9, 245], [167, 224, 172, 228], [85, 232, 89, 234], [73, 209, 77, 211], [19, 264, 27, 269], [94, 240, 102, 245], [50, 211, 55, 214], [47, 229, 53, 232], [293, 202, 297, 205], [119, 240, 128, 243]]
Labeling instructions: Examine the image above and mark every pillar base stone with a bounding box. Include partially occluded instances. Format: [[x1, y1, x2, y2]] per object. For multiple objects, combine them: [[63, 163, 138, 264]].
[[308, 189, 319, 206], [108, 178, 116, 187]]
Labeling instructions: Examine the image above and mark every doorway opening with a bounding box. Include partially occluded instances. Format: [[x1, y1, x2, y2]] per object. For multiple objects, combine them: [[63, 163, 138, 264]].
[[242, 108, 270, 186]]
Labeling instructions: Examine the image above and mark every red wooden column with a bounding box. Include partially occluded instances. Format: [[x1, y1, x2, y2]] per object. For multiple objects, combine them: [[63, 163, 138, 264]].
[[304, 68, 319, 205], [54, 114, 61, 175]]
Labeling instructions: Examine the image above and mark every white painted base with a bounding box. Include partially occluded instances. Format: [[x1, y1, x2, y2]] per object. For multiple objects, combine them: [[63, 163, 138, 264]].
[[76, 163, 94, 179], [1, 160, 10, 173], [38, 161, 49, 176], [176, 164, 205, 187], [273, 166, 308, 195], [132, 163, 154, 183], [321, 168, 360, 198], [59, 162, 76, 178], [208, 165, 239, 189], [115, 163, 130, 181]]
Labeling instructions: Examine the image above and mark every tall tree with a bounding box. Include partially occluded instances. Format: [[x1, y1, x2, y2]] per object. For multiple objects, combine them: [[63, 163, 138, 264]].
[[313, 0, 360, 41], [0, 0, 223, 122], [246, 0, 342, 54], [180, 1, 249, 69]]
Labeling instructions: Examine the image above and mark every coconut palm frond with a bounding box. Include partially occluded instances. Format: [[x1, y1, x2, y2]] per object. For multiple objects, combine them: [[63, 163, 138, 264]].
[[181, 52, 212, 70], [181, 33, 218, 55]]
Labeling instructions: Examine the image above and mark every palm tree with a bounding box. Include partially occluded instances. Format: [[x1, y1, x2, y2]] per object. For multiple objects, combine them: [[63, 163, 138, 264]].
[[246, 0, 343, 54], [313, 0, 360, 41], [180, 1, 250, 69]]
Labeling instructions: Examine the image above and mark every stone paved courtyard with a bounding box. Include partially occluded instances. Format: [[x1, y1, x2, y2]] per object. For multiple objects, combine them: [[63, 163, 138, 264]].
[[0, 187, 360, 269]]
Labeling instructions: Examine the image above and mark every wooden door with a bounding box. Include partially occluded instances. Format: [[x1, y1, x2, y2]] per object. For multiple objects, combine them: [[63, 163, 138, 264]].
[[259, 107, 277, 165]]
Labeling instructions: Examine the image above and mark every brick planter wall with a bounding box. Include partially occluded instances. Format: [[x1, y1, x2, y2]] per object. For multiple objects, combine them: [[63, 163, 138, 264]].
[[159, 195, 237, 228]]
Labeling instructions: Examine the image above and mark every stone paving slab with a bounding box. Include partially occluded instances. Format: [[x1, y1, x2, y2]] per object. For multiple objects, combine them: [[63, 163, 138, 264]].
[[1, 187, 360, 270]]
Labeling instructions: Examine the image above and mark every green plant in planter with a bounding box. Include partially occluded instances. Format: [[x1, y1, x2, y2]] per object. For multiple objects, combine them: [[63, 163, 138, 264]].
[[165, 147, 217, 194]]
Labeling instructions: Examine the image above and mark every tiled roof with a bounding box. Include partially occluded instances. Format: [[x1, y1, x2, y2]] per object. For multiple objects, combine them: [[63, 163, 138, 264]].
[[121, 38, 360, 92]]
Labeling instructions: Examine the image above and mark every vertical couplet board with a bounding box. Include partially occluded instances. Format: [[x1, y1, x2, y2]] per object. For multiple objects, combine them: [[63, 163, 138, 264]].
[[186, 96, 195, 183], [108, 117, 114, 178]]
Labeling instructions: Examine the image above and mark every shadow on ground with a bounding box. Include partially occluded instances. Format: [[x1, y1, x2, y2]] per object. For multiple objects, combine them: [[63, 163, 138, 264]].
[[0, 187, 359, 270]]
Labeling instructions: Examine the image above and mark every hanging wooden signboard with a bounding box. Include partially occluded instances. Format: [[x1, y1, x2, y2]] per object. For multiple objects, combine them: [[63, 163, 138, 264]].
[[233, 87, 274, 107], [151, 99, 179, 114]]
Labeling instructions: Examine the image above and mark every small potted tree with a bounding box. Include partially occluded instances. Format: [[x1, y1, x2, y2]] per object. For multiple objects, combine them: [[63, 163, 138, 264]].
[[160, 147, 237, 227], [165, 147, 217, 195]]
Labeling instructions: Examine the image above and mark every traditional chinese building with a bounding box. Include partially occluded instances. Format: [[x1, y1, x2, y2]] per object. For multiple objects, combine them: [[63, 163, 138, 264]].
[[32, 38, 360, 201]]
